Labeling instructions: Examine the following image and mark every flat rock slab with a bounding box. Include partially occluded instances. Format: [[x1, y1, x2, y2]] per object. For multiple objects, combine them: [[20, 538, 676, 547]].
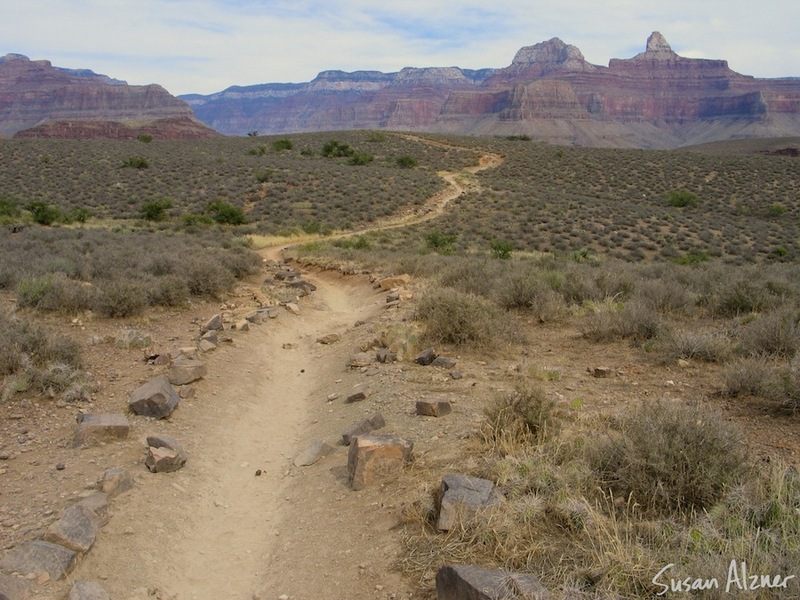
[[145, 434, 188, 473], [0, 540, 77, 581], [342, 413, 386, 446], [436, 564, 549, 600], [75, 492, 110, 526], [293, 440, 334, 467], [129, 375, 180, 419], [416, 400, 452, 417], [69, 580, 111, 600], [73, 413, 130, 447], [0, 572, 31, 600], [378, 274, 411, 290], [43, 503, 100, 553], [432, 356, 458, 368], [347, 434, 413, 491], [167, 358, 207, 386], [437, 474, 502, 531]]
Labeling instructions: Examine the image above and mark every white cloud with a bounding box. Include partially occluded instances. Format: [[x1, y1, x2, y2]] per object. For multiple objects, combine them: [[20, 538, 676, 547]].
[[1, 0, 798, 95]]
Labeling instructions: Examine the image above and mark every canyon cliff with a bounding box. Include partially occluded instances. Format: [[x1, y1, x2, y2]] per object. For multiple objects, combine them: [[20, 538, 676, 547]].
[[182, 32, 800, 148], [0, 53, 217, 139]]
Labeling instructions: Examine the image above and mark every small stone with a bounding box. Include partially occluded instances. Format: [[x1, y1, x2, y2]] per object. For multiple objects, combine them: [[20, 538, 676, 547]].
[[200, 313, 223, 333], [437, 474, 502, 531], [56, 462, 66, 470], [293, 440, 334, 467], [415, 348, 438, 366], [591, 367, 613, 378], [349, 352, 373, 368], [97, 467, 134, 497], [145, 434, 187, 473], [168, 358, 207, 386], [346, 386, 373, 403], [450, 371, 463, 380], [342, 413, 386, 446], [416, 400, 452, 418], [431, 356, 457, 368], [44, 503, 100, 553], [316, 333, 340, 345], [69, 580, 111, 600], [347, 434, 413, 491], [128, 375, 180, 419], [285, 303, 301, 315], [378, 274, 410, 290]]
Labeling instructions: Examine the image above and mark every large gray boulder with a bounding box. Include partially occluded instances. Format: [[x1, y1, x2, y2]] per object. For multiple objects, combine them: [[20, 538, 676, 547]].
[[128, 375, 180, 419], [0, 572, 31, 600], [437, 474, 502, 531], [436, 564, 549, 600], [0, 540, 77, 581]]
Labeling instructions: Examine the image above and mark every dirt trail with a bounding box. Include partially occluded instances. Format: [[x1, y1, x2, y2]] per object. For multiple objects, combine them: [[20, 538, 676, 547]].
[[68, 272, 382, 599], [57, 137, 504, 599]]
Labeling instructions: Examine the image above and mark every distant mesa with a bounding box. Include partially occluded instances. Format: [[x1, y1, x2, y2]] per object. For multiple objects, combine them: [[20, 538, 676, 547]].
[[2, 32, 800, 147], [0, 53, 217, 139]]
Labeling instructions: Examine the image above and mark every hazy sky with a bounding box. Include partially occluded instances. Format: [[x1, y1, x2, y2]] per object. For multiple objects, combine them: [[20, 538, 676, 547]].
[[3, 1, 799, 96]]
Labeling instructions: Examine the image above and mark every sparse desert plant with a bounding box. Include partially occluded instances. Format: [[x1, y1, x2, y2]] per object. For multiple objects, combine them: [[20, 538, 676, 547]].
[[416, 287, 520, 349], [349, 151, 374, 166], [591, 400, 747, 515], [496, 275, 564, 323], [489, 239, 514, 260], [95, 280, 148, 318], [723, 356, 780, 397], [424, 230, 458, 255], [667, 190, 699, 208], [659, 328, 733, 362], [321, 140, 354, 158], [26, 201, 63, 225], [482, 382, 559, 454], [738, 308, 800, 358]]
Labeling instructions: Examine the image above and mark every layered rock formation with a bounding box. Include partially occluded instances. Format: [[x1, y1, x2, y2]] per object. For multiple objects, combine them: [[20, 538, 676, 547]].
[[183, 32, 800, 148], [0, 53, 217, 139]]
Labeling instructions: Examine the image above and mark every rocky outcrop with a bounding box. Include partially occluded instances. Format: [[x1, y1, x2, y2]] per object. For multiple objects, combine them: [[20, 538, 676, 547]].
[[182, 32, 800, 148], [0, 53, 216, 138]]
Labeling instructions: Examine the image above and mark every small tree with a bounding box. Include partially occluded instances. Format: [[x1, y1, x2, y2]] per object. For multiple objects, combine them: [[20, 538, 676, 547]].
[[425, 230, 458, 255], [667, 190, 699, 208], [322, 140, 354, 158], [122, 156, 149, 169], [349, 151, 374, 166], [140, 198, 173, 221]]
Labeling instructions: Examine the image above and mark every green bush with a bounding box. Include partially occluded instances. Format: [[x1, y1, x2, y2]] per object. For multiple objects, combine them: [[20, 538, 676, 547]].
[[666, 190, 700, 208], [0, 311, 81, 377], [489, 239, 514, 259], [137, 134, 153, 143], [26, 201, 63, 225], [349, 151, 374, 166], [206, 199, 246, 225], [592, 401, 746, 515], [321, 140, 354, 158], [424, 230, 458, 255], [140, 198, 173, 221], [396, 155, 418, 168], [271, 139, 293, 151], [0, 197, 20, 219], [122, 155, 149, 169]]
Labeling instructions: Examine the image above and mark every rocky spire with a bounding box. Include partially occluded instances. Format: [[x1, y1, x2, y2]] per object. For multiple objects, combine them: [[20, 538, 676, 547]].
[[643, 32, 677, 57]]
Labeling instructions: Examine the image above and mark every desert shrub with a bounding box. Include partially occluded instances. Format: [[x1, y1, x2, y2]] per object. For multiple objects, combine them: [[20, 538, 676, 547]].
[[95, 280, 148, 318], [723, 356, 780, 397], [582, 300, 660, 342], [271, 139, 293, 151], [247, 145, 266, 156], [496, 275, 564, 323], [332, 235, 371, 250], [738, 308, 800, 358], [416, 287, 520, 349], [705, 278, 776, 317], [183, 257, 235, 297], [659, 328, 733, 362], [0, 311, 81, 377], [140, 198, 173, 222], [16, 275, 54, 308], [146, 275, 190, 307], [122, 155, 149, 169], [396, 155, 418, 168], [181, 213, 213, 227], [206, 199, 246, 225], [217, 246, 262, 278], [482, 383, 558, 454], [69, 207, 91, 224], [635, 278, 696, 313], [137, 134, 153, 143], [33, 276, 96, 313], [592, 401, 747, 515], [0, 197, 20, 219]]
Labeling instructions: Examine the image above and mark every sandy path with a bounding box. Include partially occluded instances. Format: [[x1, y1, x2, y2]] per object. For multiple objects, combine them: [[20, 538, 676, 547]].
[[69, 271, 381, 599]]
